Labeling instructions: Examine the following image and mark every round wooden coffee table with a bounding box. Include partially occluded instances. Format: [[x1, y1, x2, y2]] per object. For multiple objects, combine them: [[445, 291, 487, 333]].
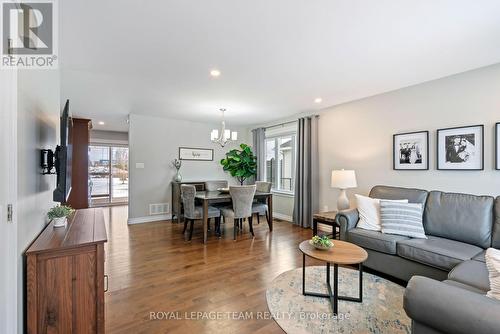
[[299, 240, 368, 315]]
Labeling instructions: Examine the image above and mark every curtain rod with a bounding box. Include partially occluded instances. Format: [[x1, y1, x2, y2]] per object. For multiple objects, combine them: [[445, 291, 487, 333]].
[[264, 120, 298, 130], [259, 114, 320, 131]]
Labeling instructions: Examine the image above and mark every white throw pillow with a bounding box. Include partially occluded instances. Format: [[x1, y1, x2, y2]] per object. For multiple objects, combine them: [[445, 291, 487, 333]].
[[485, 248, 500, 301], [355, 194, 408, 232]]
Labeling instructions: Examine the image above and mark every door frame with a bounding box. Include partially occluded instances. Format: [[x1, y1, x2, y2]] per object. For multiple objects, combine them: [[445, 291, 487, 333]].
[[0, 69, 19, 333]]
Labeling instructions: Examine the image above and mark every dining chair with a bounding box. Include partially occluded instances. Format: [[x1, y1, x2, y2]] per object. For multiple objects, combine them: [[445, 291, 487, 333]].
[[220, 185, 257, 240], [181, 185, 221, 240], [204, 180, 228, 191], [204, 180, 230, 228], [252, 181, 272, 224]]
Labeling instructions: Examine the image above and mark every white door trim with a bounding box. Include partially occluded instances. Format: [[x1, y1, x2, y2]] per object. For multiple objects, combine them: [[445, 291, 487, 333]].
[[0, 68, 19, 334]]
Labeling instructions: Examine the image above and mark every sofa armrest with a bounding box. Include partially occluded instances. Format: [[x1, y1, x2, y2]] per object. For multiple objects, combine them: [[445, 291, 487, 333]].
[[404, 276, 500, 334], [335, 209, 359, 240]]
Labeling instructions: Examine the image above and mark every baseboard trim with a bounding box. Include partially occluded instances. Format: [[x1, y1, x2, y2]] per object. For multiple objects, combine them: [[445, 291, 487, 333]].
[[127, 214, 172, 225], [273, 212, 293, 222], [128, 212, 293, 224]]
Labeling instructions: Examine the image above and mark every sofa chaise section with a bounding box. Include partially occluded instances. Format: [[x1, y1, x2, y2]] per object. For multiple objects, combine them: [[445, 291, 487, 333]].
[[336, 187, 500, 334], [404, 276, 500, 334]]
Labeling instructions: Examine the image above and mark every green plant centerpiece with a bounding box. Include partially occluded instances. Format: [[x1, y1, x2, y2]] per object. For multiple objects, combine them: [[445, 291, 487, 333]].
[[310, 235, 334, 250], [220, 143, 257, 185], [48, 205, 74, 228]]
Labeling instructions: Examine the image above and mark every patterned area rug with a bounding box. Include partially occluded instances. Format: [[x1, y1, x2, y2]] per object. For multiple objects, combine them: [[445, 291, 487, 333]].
[[266, 266, 410, 334]]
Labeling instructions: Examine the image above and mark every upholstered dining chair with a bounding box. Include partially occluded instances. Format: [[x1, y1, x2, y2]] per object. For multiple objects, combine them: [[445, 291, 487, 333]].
[[204, 180, 228, 191], [204, 180, 229, 229], [220, 185, 257, 240], [181, 185, 221, 241], [252, 181, 272, 224]]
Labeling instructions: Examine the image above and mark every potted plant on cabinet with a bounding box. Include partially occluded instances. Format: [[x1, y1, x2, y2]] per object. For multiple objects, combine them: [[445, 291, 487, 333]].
[[220, 143, 257, 185], [48, 205, 74, 228]]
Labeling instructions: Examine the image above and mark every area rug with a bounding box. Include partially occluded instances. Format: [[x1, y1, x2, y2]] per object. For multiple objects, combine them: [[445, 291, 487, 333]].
[[266, 266, 410, 334]]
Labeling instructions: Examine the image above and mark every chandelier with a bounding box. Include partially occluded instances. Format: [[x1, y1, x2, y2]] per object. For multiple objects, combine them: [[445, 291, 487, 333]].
[[211, 108, 237, 147]]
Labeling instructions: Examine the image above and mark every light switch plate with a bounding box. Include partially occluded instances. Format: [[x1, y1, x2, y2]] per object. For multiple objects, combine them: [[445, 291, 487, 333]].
[[135, 162, 145, 169]]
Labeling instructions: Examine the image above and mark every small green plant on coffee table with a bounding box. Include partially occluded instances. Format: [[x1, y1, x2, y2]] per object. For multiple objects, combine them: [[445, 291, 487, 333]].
[[312, 235, 333, 248], [48, 205, 74, 220]]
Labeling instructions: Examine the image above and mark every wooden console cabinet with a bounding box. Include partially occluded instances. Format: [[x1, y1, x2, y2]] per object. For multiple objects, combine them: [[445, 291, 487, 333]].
[[26, 208, 107, 334]]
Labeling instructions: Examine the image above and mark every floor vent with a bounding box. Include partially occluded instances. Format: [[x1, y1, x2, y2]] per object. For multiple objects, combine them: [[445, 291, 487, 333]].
[[149, 203, 169, 215]]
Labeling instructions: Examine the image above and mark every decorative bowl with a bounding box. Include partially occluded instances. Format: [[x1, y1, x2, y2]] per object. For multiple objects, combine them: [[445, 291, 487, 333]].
[[217, 187, 230, 194], [309, 238, 334, 250]]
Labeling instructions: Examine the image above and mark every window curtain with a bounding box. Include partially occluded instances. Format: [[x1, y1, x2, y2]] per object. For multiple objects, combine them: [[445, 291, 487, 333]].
[[251, 127, 266, 181], [293, 116, 319, 228]]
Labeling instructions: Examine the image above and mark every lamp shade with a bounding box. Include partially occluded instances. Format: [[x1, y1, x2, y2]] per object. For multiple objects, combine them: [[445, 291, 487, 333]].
[[331, 170, 357, 189]]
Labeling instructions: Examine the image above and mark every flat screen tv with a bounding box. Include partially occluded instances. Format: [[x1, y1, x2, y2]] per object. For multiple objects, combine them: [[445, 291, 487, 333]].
[[53, 100, 73, 203]]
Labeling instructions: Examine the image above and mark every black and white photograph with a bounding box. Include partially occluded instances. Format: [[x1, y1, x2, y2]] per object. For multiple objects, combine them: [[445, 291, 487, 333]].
[[437, 125, 484, 170], [496, 122, 500, 170], [393, 131, 429, 170]]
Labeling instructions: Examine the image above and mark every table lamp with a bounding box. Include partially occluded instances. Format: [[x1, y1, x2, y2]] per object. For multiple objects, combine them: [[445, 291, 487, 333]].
[[331, 169, 357, 210]]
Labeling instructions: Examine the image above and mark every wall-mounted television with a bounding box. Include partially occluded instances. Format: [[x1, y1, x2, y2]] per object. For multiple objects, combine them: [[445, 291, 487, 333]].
[[53, 100, 73, 203]]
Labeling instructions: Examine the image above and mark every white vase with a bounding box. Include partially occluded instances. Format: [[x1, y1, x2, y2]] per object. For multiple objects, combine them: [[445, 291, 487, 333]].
[[173, 170, 182, 182], [53, 217, 67, 228]]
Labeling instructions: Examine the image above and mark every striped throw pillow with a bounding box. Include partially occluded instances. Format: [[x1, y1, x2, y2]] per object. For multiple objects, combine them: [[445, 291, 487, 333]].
[[380, 201, 427, 239], [485, 248, 500, 301]]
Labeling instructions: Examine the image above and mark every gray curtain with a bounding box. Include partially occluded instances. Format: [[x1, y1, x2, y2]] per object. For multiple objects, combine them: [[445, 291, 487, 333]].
[[251, 127, 266, 181], [293, 116, 319, 228]]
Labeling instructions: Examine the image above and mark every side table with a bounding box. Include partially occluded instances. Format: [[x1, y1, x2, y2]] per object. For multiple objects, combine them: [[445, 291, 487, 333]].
[[313, 211, 339, 239]]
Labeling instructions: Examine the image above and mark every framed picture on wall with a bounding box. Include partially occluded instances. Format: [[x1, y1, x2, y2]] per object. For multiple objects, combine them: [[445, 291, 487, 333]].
[[393, 131, 429, 170], [437, 125, 484, 170], [496, 122, 500, 170], [179, 147, 214, 161]]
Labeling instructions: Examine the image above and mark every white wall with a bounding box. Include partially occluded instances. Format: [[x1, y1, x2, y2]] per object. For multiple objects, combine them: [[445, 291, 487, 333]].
[[17, 69, 60, 332], [318, 63, 500, 211], [128, 114, 250, 220]]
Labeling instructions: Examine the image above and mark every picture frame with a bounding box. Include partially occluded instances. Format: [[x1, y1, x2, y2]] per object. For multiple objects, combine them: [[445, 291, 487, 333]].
[[393, 131, 429, 170], [437, 125, 484, 170], [496, 123, 500, 170], [179, 147, 214, 161]]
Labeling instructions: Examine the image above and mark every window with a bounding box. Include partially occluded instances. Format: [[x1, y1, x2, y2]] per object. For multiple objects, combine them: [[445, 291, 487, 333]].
[[265, 134, 296, 193]]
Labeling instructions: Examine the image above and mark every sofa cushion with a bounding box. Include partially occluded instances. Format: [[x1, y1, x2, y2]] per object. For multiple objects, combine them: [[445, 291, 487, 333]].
[[347, 228, 409, 254], [443, 279, 487, 294], [448, 259, 490, 292], [493, 197, 500, 248], [369, 185, 428, 204], [397, 236, 483, 271], [423, 191, 494, 248], [473, 250, 486, 262]]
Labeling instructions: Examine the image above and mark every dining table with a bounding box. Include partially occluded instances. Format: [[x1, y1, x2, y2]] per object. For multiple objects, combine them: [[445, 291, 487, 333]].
[[194, 190, 273, 243]]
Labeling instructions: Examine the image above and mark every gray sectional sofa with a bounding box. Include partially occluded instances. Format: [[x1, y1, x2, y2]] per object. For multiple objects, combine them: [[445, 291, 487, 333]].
[[335, 185, 500, 334]]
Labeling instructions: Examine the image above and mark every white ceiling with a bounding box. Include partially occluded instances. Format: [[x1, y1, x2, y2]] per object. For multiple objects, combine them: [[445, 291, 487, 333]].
[[60, 0, 500, 132]]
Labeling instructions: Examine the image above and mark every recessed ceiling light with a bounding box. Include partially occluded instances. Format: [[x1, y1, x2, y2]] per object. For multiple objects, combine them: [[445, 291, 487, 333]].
[[210, 69, 221, 77], [98, 121, 105, 125], [314, 97, 322, 104]]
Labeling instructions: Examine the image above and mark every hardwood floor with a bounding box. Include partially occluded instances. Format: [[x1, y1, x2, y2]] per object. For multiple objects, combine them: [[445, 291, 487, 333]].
[[103, 206, 317, 334]]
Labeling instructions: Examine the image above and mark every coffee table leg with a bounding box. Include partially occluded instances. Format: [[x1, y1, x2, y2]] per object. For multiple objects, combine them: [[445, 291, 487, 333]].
[[359, 263, 363, 302], [302, 253, 306, 295], [334, 263, 339, 315]]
